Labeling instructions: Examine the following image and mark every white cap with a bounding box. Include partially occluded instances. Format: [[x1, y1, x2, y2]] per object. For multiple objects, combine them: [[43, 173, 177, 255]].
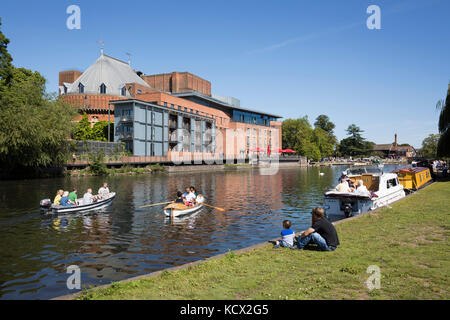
[[342, 171, 347, 175]]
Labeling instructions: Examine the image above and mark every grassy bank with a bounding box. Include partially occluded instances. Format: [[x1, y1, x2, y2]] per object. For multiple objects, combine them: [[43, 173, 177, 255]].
[[78, 181, 450, 300]]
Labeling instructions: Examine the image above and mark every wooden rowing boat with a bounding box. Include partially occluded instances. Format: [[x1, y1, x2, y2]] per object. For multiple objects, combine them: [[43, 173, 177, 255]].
[[163, 195, 204, 217]]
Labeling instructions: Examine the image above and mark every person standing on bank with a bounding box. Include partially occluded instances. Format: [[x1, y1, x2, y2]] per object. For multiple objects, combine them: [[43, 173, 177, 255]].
[[295, 207, 339, 251]]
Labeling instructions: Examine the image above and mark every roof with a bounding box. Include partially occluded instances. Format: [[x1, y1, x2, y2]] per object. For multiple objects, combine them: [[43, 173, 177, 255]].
[[373, 144, 393, 151], [172, 91, 282, 119], [65, 53, 150, 96]]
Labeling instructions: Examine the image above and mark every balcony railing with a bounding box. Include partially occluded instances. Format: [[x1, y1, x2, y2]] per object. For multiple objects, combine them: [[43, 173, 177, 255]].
[[119, 132, 133, 140], [120, 116, 134, 123]]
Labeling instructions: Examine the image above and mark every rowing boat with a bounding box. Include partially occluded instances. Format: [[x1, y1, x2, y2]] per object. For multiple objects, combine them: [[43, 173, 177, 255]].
[[163, 195, 205, 217], [40, 192, 116, 214]]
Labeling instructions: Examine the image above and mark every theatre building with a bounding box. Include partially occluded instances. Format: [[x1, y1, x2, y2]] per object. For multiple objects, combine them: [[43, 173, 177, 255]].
[[59, 52, 282, 159]]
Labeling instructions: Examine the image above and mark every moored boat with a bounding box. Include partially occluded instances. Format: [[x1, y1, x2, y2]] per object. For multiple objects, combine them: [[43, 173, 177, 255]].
[[392, 167, 432, 192], [323, 167, 405, 217], [40, 192, 116, 214]]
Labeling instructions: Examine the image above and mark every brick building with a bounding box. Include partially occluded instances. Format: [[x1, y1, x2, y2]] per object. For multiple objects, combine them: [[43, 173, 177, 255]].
[[59, 52, 282, 158]]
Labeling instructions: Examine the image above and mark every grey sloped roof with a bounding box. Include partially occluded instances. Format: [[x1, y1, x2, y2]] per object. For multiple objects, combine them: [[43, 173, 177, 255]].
[[66, 53, 150, 96]]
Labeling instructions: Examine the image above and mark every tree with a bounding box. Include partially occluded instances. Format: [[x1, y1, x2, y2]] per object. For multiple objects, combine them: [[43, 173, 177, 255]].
[[0, 18, 13, 87], [72, 113, 93, 140], [437, 84, 450, 157], [0, 21, 77, 170], [282, 116, 336, 161], [338, 124, 374, 157], [314, 115, 337, 156], [314, 114, 335, 133], [419, 134, 440, 159]]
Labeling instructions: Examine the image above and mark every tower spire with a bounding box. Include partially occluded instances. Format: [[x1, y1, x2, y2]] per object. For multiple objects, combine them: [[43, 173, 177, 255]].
[[97, 40, 104, 56]]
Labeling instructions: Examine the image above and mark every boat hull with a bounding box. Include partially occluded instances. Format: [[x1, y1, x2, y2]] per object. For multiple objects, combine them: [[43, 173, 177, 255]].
[[164, 203, 204, 217], [51, 192, 116, 214]]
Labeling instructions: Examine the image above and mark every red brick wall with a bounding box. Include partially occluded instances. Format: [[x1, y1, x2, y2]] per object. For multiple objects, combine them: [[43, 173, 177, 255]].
[[59, 70, 82, 86], [142, 72, 211, 96]]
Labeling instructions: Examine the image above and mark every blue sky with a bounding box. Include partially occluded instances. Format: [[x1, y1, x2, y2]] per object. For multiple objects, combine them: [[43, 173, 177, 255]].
[[1, 0, 449, 148]]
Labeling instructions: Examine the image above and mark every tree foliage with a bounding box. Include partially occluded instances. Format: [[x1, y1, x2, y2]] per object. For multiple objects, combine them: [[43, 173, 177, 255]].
[[338, 124, 374, 157], [72, 114, 112, 141], [419, 134, 440, 159], [282, 116, 337, 161], [437, 84, 450, 157], [0, 21, 77, 170]]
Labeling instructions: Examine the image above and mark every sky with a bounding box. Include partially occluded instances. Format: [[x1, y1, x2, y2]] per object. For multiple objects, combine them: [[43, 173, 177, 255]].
[[1, 0, 449, 148]]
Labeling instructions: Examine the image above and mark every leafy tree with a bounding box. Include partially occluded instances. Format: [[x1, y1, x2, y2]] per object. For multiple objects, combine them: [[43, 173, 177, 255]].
[[437, 84, 450, 157], [282, 116, 336, 161], [0, 18, 13, 87], [314, 114, 335, 133], [72, 116, 113, 141], [0, 21, 77, 170], [72, 113, 93, 140], [419, 134, 440, 158], [338, 124, 374, 157], [313, 115, 337, 155]]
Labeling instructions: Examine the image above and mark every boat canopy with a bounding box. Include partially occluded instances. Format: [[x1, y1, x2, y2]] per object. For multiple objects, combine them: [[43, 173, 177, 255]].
[[345, 166, 383, 176]]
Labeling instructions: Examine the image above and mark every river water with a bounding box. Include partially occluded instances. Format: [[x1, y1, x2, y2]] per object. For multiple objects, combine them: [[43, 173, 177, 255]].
[[0, 164, 404, 299]]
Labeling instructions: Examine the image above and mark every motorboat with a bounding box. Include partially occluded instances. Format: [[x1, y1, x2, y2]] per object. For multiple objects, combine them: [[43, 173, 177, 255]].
[[323, 167, 405, 217], [40, 192, 116, 214]]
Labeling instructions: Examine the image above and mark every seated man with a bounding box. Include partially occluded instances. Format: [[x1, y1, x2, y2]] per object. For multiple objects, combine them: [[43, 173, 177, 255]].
[[98, 183, 110, 200], [335, 180, 353, 193], [60, 191, 75, 207], [82, 188, 96, 205], [355, 180, 370, 196], [295, 207, 339, 251], [69, 188, 78, 205]]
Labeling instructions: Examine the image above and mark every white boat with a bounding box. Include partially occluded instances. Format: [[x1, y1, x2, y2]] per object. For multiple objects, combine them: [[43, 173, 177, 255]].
[[323, 167, 405, 217], [164, 195, 205, 217], [40, 193, 116, 214]]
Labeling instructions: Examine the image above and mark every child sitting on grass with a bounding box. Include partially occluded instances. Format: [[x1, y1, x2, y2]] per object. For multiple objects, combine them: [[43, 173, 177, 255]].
[[272, 220, 295, 248]]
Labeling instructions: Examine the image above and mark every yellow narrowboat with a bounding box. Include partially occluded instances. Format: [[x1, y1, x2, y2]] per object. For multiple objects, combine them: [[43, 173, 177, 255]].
[[393, 167, 432, 191]]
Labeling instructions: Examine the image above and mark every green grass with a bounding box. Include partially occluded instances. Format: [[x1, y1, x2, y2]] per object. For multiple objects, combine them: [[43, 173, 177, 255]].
[[77, 181, 450, 300]]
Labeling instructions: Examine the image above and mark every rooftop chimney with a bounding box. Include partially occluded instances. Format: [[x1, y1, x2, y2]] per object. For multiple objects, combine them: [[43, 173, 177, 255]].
[[394, 133, 398, 147]]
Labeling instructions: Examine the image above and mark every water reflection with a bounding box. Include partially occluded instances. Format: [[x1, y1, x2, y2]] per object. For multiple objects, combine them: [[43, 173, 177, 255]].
[[0, 164, 404, 299]]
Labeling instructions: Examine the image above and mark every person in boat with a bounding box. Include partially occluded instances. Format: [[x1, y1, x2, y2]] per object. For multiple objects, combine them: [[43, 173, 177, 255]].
[[334, 180, 353, 193], [60, 191, 75, 207], [272, 220, 295, 249], [98, 183, 110, 200], [82, 188, 97, 205], [53, 189, 64, 205], [184, 189, 197, 206], [174, 191, 185, 204], [339, 171, 354, 188], [294, 207, 339, 251], [190, 186, 197, 197], [182, 187, 190, 200], [355, 180, 370, 196], [68, 188, 78, 205]]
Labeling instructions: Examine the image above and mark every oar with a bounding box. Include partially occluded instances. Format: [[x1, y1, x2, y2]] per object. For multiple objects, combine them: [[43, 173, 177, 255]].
[[139, 201, 172, 209], [202, 203, 226, 212]]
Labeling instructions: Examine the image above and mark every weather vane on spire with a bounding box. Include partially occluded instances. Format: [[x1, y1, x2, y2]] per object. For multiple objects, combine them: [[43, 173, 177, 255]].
[[126, 52, 132, 65], [97, 40, 104, 55]]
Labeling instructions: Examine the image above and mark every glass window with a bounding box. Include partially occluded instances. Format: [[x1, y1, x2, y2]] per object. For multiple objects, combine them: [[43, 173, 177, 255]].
[[121, 86, 126, 96], [100, 83, 106, 94], [78, 83, 84, 94]]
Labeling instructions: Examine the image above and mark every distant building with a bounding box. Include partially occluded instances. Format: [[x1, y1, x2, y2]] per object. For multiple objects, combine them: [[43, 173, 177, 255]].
[[373, 134, 416, 158], [58, 52, 282, 158]]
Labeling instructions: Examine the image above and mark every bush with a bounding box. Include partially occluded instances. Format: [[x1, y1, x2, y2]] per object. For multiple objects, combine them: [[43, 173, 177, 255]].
[[88, 152, 108, 176]]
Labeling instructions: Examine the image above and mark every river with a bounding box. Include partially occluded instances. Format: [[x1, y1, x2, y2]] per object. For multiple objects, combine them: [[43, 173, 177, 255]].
[[0, 164, 404, 299]]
